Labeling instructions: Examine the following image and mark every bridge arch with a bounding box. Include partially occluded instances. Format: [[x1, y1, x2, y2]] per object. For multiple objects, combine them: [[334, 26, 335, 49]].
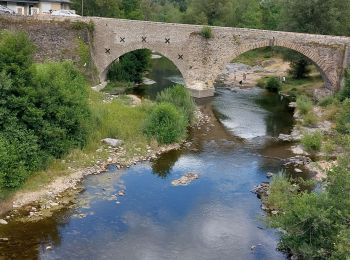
[[214, 40, 336, 90], [98, 44, 188, 86]]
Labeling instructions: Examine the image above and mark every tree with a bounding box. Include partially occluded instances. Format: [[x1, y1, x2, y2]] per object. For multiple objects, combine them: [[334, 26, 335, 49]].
[[0, 31, 91, 189], [279, 0, 350, 36], [107, 49, 151, 83]]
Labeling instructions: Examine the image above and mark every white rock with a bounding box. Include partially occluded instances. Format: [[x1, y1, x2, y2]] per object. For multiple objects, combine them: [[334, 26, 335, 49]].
[[102, 138, 123, 147], [0, 219, 8, 225], [266, 172, 274, 178]]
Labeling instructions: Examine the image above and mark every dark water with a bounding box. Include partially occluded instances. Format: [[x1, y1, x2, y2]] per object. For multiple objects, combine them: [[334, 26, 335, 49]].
[[0, 56, 295, 260], [131, 54, 185, 100]]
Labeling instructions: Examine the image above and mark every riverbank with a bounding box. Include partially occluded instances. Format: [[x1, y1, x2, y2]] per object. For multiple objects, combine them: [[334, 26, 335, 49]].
[[0, 88, 206, 220]]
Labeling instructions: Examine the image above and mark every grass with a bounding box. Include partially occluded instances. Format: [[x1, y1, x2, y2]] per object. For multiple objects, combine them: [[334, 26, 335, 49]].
[[233, 47, 278, 66], [101, 81, 134, 95], [200, 26, 213, 39], [296, 95, 313, 115], [301, 131, 323, 152]]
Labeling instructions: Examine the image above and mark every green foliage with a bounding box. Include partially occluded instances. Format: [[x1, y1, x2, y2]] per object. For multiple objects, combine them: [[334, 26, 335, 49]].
[[319, 95, 336, 107], [302, 111, 318, 127], [337, 68, 350, 101], [77, 38, 90, 67], [71, 20, 95, 32], [268, 158, 350, 259], [296, 95, 313, 115], [143, 102, 187, 144], [200, 26, 213, 39], [301, 131, 323, 152], [265, 77, 281, 92], [0, 30, 34, 86], [0, 31, 90, 189], [279, 0, 350, 36], [89, 91, 150, 149], [266, 173, 298, 210], [156, 85, 195, 122], [107, 49, 151, 84], [31, 62, 91, 157], [335, 99, 350, 135], [288, 57, 311, 79]]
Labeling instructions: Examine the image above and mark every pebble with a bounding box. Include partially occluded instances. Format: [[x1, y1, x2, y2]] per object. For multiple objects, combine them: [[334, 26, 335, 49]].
[[0, 238, 9, 242], [295, 168, 303, 173], [118, 190, 126, 196]]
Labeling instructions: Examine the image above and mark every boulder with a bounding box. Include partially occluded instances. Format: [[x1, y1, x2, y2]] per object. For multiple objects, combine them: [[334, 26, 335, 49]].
[[0, 219, 8, 225], [102, 138, 123, 147]]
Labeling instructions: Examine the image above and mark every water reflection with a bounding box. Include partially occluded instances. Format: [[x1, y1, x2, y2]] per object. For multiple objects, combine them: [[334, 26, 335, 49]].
[[132, 55, 184, 100], [151, 149, 182, 178]]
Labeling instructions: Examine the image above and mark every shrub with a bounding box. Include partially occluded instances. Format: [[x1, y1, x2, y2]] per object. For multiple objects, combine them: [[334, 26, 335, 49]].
[[143, 103, 187, 144], [318, 95, 336, 107], [0, 31, 91, 189], [156, 84, 195, 122], [296, 95, 313, 115], [288, 56, 311, 79], [337, 68, 350, 101], [0, 129, 45, 188], [265, 77, 281, 92], [200, 26, 213, 39], [301, 131, 322, 152], [335, 99, 350, 134], [302, 111, 318, 127], [268, 158, 350, 259], [266, 173, 298, 210], [256, 77, 267, 88]]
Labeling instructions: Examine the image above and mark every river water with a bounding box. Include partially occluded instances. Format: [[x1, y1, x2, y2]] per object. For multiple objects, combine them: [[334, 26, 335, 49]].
[[0, 56, 295, 260]]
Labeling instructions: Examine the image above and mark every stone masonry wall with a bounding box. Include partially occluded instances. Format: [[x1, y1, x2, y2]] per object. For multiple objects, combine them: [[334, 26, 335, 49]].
[[0, 15, 90, 64], [2, 15, 350, 97]]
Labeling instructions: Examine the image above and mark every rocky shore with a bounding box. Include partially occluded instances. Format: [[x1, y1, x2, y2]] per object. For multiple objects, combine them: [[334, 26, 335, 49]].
[[0, 104, 211, 223]]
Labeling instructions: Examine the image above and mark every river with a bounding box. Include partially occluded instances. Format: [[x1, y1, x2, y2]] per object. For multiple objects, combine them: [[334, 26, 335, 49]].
[[0, 55, 295, 259]]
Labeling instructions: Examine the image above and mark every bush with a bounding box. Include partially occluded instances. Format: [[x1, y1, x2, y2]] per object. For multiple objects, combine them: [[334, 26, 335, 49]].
[[156, 84, 195, 122], [0, 129, 45, 188], [200, 26, 213, 39], [318, 95, 336, 107], [296, 95, 313, 115], [143, 103, 187, 144], [265, 77, 281, 92], [302, 111, 318, 127], [337, 68, 350, 101], [288, 56, 311, 79], [268, 158, 350, 259], [301, 131, 322, 152], [335, 99, 350, 134], [0, 31, 91, 189]]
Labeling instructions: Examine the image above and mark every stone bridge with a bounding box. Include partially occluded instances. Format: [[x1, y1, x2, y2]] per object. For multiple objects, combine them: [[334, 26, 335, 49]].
[[2, 15, 350, 97]]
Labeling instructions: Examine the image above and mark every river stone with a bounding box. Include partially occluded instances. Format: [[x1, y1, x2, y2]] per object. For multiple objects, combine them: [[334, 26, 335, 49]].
[[102, 138, 123, 147], [266, 172, 274, 178], [0, 219, 8, 225], [172, 172, 199, 186]]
